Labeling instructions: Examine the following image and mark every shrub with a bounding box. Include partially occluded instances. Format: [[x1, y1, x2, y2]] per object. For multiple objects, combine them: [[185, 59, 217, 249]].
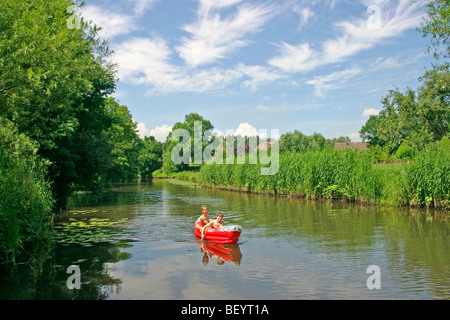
[[0, 118, 54, 264], [405, 144, 449, 208]]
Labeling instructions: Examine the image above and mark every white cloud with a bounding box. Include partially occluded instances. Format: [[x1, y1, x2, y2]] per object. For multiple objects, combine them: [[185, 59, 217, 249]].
[[326, 0, 425, 62], [226, 123, 280, 140], [113, 37, 286, 94], [112, 37, 174, 85], [371, 57, 400, 70], [107, 0, 425, 96], [81, 5, 138, 40], [305, 67, 362, 98], [234, 122, 259, 137], [361, 108, 381, 118], [176, 0, 276, 67], [137, 123, 173, 142], [237, 64, 286, 92], [293, 6, 315, 28], [129, 0, 160, 15], [268, 42, 316, 73], [149, 124, 173, 142], [136, 123, 152, 139], [269, 0, 424, 73]]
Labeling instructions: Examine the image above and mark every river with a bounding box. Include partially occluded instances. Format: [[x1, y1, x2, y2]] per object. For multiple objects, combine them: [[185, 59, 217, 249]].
[[1, 178, 449, 300]]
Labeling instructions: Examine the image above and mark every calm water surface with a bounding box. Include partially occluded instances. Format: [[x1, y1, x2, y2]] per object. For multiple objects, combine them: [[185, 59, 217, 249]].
[[1, 178, 449, 299]]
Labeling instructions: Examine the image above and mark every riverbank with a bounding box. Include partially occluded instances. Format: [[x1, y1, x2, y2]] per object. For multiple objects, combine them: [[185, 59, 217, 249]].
[[153, 147, 449, 210]]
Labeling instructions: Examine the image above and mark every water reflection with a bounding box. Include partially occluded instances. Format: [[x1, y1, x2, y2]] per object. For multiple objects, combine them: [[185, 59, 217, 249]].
[[1, 178, 449, 300], [0, 241, 132, 300], [196, 240, 243, 266]]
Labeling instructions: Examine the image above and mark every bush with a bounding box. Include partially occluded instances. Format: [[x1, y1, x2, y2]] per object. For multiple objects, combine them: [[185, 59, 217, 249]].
[[0, 118, 54, 264], [405, 144, 449, 208], [396, 143, 416, 160]]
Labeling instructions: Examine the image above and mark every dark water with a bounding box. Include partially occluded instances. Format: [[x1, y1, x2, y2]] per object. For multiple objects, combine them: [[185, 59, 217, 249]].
[[1, 178, 449, 299]]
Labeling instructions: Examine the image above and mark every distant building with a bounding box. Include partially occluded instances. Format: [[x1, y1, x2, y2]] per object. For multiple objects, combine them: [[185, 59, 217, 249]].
[[334, 142, 368, 150], [257, 140, 276, 151]]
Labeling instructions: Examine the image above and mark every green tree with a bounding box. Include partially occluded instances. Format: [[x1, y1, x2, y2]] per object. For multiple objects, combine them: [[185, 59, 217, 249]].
[[360, 115, 386, 147], [0, 0, 116, 204], [104, 98, 143, 181], [416, 65, 450, 141], [279, 130, 336, 153], [163, 113, 214, 172], [419, 0, 450, 60], [138, 136, 164, 177], [361, 0, 449, 154], [369, 67, 449, 153]]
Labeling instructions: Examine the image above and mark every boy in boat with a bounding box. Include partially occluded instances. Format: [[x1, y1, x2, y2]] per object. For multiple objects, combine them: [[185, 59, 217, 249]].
[[211, 212, 224, 229], [198, 205, 210, 227], [201, 212, 225, 240]]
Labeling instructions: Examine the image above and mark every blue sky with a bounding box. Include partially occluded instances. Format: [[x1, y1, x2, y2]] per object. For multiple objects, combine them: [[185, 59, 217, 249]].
[[79, 0, 433, 142]]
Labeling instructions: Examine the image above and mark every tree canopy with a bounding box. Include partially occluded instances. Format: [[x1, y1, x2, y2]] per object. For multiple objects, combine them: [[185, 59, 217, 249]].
[[0, 0, 164, 206], [360, 0, 449, 154]]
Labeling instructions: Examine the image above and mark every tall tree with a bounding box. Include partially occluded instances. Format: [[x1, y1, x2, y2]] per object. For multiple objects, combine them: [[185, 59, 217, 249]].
[[138, 136, 164, 177], [0, 0, 116, 204], [360, 0, 449, 152], [419, 0, 450, 60], [104, 98, 143, 182], [360, 115, 386, 147], [164, 113, 214, 172]]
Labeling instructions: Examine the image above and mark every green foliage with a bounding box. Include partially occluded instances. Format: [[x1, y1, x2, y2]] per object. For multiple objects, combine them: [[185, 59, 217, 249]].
[[103, 98, 143, 182], [365, 145, 393, 162], [405, 143, 450, 208], [0, 0, 116, 204], [440, 135, 450, 153], [163, 113, 214, 172], [360, 115, 386, 147], [279, 130, 344, 153], [138, 136, 164, 176], [395, 142, 416, 160], [361, 66, 449, 154], [419, 0, 450, 60], [0, 118, 54, 264], [200, 149, 381, 203], [200, 145, 449, 209]]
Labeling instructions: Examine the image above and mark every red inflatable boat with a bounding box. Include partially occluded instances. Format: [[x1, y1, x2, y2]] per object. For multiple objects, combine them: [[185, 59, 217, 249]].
[[194, 222, 242, 245]]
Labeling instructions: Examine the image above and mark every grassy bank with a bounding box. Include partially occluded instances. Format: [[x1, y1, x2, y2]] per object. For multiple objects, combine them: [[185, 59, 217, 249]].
[[197, 147, 449, 209], [152, 168, 201, 183]]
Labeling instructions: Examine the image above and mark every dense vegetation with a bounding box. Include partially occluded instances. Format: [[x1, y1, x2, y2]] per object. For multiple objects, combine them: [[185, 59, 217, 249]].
[[0, 0, 162, 265], [0, 118, 54, 264], [198, 141, 449, 208], [0, 0, 448, 265]]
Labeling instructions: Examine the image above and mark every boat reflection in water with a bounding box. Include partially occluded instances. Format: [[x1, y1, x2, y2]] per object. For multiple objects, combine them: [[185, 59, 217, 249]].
[[195, 239, 243, 266]]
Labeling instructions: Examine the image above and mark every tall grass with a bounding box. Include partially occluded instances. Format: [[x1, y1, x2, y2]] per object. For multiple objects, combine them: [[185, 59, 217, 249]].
[[0, 119, 54, 265], [199, 146, 449, 209], [200, 148, 381, 204], [405, 144, 449, 208]]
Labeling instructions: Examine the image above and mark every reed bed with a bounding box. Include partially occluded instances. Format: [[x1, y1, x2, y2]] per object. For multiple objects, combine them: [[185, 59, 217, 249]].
[[200, 149, 381, 203], [405, 145, 449, 208], [199, 146, 449, 209]]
